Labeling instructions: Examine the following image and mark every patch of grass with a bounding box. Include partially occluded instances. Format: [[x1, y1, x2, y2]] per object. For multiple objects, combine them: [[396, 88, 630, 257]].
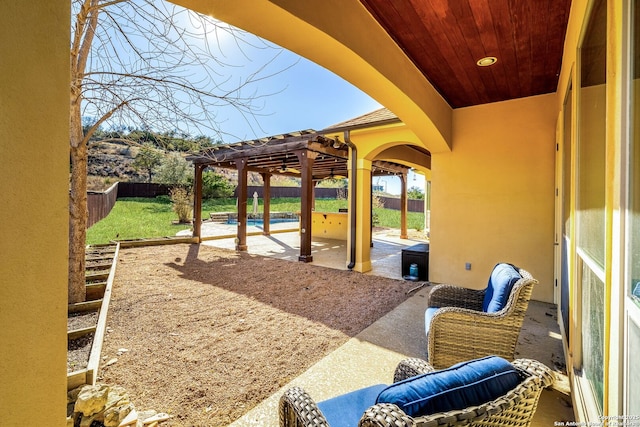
[[87, 197, 424, 245], [87, 197, 191, 245], [374, 207, 425, 230]]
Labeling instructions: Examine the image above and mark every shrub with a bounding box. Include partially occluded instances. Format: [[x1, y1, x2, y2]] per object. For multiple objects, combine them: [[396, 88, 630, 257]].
[[170, 187, 192, 223], [372, 193, 385, 209]]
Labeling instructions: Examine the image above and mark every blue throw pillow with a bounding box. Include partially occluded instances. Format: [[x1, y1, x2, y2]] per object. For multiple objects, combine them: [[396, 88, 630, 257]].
[[482, 263, 521, 313], [376, 356, 521, 417], [317, 384, 388, 427]]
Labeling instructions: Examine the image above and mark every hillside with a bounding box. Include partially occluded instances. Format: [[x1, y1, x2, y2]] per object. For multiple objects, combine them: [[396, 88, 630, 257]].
[[88, 141, 143, 185], [86, 141, 301, 191]]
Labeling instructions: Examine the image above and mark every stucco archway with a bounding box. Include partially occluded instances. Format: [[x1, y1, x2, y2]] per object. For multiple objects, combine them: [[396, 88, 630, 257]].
[[169, 0, 452, 154]]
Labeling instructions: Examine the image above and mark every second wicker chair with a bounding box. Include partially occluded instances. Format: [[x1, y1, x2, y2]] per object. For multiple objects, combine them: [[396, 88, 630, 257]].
[[425, 262, 537, 369]]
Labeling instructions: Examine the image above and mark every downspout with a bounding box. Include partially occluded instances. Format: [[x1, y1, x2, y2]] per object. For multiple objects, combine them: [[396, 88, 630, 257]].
[[344, 130, 356, 270]]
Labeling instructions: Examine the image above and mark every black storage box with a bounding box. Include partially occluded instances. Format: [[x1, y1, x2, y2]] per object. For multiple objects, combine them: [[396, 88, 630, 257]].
[[401, 243, 429, 280]]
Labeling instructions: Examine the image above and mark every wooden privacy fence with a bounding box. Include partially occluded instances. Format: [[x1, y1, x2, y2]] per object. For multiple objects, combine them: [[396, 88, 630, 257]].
[[87, 182, 118, 228], [378, 197, 425, 213], [117, 182, 173, 198]]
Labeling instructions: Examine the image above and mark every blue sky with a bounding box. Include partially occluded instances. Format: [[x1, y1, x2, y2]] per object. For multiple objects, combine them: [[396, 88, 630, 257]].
[[211, 39, 382, 141], [223, 55, 382, 139], [208, 26, 424, 195], [164, 13, 383, 141]]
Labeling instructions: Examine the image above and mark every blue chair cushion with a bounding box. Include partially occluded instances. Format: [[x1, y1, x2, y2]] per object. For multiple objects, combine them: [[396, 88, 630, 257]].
[[482, 263, 521, 313], [424, 307, 440, 334], [376, 356, 521, 417], [317, 384, 388, 427]]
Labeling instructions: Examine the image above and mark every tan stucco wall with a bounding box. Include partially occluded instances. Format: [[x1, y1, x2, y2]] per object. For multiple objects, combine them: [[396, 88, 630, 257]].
[[0, 2, 69, 425], [430, 94, 557, 303]]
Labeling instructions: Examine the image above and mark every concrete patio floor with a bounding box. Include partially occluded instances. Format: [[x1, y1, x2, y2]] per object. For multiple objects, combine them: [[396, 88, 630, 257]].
[[188, 222, 575, 426]]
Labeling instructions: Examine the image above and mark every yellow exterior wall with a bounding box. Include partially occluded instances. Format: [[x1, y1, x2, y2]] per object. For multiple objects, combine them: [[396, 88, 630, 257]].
[[430, 94, 557, 303], [312, 212, 348, 240], [330, 125, 431, 171], [0, 2, 69, 425]]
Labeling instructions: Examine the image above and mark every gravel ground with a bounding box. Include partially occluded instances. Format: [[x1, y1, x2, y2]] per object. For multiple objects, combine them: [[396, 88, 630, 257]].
[[96, 243, 414, 426]]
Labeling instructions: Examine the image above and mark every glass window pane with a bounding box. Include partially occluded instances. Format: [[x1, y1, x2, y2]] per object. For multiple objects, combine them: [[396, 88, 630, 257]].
[[578, 0, 607, 267], [581, 263, 605, 411], [629, 319, 640, 413], [577, 0, 606, 415]]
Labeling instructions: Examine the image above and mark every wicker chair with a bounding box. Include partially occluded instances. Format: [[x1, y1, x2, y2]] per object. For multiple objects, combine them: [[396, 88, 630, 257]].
[[425, 263, 537, 369], [279, 357, 554, 427]]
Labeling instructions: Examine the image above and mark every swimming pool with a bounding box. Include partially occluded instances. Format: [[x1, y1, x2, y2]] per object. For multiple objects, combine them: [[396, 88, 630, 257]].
[[226, 217, 299, 226]]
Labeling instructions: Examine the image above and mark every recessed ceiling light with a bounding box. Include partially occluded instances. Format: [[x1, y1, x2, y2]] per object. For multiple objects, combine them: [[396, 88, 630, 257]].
[[477, 56, 498, 67]]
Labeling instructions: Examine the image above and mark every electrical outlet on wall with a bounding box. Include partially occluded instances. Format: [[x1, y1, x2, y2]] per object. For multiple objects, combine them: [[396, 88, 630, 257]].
[[465, 262, 471, 270]]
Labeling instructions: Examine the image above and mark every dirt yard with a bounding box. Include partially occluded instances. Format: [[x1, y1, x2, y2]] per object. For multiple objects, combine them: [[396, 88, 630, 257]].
[[98, 243, 415, 426]]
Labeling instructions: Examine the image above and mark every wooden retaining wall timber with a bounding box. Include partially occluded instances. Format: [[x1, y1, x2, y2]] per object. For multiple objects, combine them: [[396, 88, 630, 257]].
[[67, 243, 120, 391]]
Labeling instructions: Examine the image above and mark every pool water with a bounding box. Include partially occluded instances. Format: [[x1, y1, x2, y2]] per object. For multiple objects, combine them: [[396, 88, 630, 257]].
[[226, 217, 299, 225]]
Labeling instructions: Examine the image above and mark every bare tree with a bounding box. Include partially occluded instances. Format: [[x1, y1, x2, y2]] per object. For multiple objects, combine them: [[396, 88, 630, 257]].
[[70, 0, 290, 303]]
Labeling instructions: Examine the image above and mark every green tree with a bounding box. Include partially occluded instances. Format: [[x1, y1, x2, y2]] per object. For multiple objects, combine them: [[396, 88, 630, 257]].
[[133, 144, 163, 183], [316, 177, 348, 188], [155, 152, 193, 186], [202, 170, 234, 199], [407, 186, 425, 200]]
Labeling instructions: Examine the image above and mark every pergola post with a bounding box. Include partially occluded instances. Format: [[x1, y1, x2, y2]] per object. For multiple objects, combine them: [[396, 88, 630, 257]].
[[425, 179, 431, 233], [235, 158, 248, 251], [400, 172, 408, 239], [193, 164, 204, 241], [261, 172, 271, 235], [370, 169, 374, 247], [297, 150, 316, 262], [312, 180, 317, 211]]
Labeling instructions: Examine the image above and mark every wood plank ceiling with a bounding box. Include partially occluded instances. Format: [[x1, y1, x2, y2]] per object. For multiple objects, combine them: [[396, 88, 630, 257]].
[[359, 0, 572, 108]]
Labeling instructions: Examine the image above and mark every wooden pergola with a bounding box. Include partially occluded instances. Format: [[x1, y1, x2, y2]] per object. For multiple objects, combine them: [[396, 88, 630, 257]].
[[186, 130, 410, 263]]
